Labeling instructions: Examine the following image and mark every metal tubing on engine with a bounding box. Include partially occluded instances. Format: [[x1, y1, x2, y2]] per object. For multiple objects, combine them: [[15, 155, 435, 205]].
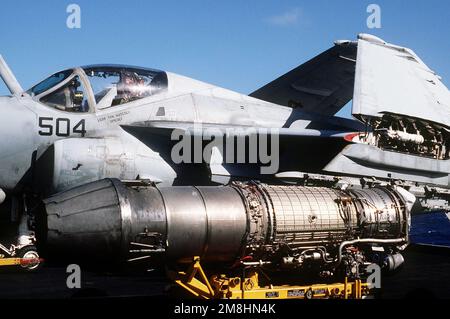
[[337, 238, 408, 265]]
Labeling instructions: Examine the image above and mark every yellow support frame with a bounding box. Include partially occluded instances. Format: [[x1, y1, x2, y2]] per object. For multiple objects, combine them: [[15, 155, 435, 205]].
[[0, 256, 42, 268], [168, 256, 370, 299], [167, 256, 215, 299], [0, 258, 22, 267]]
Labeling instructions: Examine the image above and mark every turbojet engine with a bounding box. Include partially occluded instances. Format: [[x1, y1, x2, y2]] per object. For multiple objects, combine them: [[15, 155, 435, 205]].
[[39, 179, 414, 278]]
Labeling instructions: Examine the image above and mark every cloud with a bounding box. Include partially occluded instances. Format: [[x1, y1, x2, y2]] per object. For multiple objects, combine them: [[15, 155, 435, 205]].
[[267, 8, 302, 27]]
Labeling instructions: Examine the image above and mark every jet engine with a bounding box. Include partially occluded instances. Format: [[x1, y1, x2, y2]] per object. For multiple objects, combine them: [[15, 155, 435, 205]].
[[39, 179, 413, 278]]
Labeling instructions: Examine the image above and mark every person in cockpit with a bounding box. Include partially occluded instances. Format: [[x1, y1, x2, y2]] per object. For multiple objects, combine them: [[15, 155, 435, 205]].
[[113, 71, 146, 106], [52, 77, 85, 112]]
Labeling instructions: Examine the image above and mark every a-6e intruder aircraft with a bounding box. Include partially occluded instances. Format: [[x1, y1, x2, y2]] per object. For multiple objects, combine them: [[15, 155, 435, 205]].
[[0, 34, 449, 269]]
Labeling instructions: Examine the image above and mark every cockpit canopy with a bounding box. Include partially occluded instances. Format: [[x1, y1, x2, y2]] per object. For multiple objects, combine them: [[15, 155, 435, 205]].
[[27, 65, 168, 112]]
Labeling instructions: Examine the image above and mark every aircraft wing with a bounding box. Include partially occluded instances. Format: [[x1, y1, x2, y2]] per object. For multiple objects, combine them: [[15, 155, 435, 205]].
[[319, 35, 450, 187], [121, 120, 353, 138], [249, 41, 357, 116], [121, 121, 355, 181], [122, 35, 450, 186], [352, 34, 450, 126]]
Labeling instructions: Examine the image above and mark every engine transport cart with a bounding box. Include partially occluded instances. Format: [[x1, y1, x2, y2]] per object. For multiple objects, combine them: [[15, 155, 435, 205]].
[[167, 257, 370, 299]]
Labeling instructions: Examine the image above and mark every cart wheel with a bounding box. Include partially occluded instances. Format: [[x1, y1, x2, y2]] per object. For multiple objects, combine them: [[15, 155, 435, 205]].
[[305, 288, 314, 300], [17, 246, 41, 271]]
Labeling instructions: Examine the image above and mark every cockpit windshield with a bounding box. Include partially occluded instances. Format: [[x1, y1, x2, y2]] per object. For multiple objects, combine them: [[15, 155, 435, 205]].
[[27, 65, 168, 112], [83, 66, 168, 109], [27, 70, 73, 97]]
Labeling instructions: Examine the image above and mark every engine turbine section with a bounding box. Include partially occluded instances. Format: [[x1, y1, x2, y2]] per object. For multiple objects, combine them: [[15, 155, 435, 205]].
[[39, 179, 413, 279]]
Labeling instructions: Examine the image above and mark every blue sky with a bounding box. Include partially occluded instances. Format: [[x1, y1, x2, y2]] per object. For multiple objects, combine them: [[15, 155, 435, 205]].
[[0, 0, 449, 117]]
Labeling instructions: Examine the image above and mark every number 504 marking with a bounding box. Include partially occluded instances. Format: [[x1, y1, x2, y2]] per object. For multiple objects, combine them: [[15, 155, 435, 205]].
[[38, 117, 86, 137]]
